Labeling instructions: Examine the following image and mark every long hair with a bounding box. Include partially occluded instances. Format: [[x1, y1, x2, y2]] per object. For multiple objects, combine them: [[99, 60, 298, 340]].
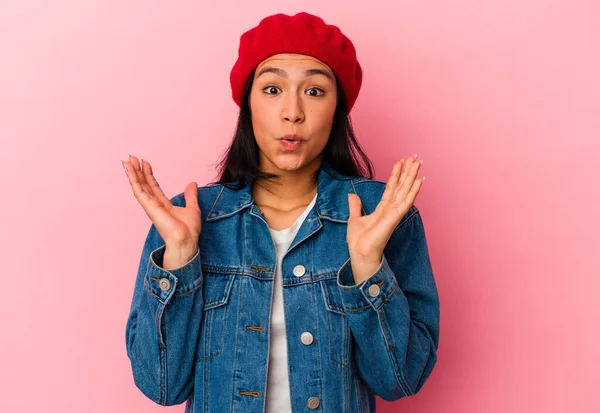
[[208, 69, 374, 189]]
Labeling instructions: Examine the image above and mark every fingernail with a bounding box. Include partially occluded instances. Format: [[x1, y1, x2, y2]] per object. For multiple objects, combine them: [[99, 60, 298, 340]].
[[414, 153, 418, 160], [423, 176, 426, 181], [420, 159, 424, 165]]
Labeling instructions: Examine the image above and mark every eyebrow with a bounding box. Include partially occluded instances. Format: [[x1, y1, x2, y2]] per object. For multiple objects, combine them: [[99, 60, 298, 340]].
[[256, 66, 334, 81]]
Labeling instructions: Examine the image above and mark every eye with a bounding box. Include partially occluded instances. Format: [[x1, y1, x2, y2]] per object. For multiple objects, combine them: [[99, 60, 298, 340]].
[[306, 88, 324, 97], [262, 86, 281, 95]]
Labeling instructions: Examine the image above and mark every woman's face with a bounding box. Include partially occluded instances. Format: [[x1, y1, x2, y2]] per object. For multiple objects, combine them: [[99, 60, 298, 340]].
[[249, 53, 338, 173]]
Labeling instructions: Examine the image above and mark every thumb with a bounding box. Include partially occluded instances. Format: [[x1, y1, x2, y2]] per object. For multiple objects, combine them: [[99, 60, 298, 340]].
[[348, 193, 362, 219], [184, 182, 199, 209]]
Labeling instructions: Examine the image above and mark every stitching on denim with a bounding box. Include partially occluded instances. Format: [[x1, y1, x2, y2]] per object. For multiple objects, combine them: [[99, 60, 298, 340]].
[[160, 341, 167, 404], [196, 295, 228, 362], [144, 279, 164, 302], [198, 274, 235, 309], [310, 281, 325, 410], [204, 300, 229, 361], [230, 276, 243, 412], [205, 309, 213, 361], [156, 303, 166, 349], [326, 297, 349, 369], [200, 266, 340, 283], [243, 212, 247, 278], [284, 221, 322, 259], [283, 271, 339, 286], [343, 343, 350, 413], [206, 185, 225, 219], [172, 281, 203, 297], [395, 208, 419, 231], [377, 307, 412, 397], [202, 265, 246, 274], [203, 299, 224, 306], [344, 283, 397, 312], [218, 296, 229, 356], [321, 278, 347, 315], [196, 349, 223, 363], [246, 326, 264, 332], [203, 336, 209, 413]]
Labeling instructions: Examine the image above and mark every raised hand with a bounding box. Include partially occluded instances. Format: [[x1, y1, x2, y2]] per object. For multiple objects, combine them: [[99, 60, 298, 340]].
[[122, 154, 201, 252], [346, 154, 425, 283]]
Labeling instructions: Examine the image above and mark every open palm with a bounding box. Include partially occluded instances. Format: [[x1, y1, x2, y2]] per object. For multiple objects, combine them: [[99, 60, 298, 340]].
[[347, 155, 425, 262], [122, 155, 201, 249]]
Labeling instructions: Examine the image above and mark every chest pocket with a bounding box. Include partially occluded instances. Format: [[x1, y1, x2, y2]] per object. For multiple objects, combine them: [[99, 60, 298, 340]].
[[197, 271, 235, 362], [320, 277, 350, 369]]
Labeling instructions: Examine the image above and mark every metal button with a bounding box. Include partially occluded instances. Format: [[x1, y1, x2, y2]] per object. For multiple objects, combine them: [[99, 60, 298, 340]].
[[307, 396, 320, 409], [293, 265, 306, 277], [159, 278, 171, 291], [368, 284, 380, 297], [300, 332, 314, 345]]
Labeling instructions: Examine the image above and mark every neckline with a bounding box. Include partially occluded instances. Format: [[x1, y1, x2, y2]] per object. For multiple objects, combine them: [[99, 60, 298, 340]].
[[268, 192, 318, 235]]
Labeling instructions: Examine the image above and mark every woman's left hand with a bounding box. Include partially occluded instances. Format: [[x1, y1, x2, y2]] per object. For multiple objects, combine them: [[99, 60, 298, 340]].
[[346, 154, 425, 283]]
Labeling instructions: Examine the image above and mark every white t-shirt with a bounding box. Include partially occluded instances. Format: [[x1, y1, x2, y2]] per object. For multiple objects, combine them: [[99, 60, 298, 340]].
[[265, 193, 318, 413]]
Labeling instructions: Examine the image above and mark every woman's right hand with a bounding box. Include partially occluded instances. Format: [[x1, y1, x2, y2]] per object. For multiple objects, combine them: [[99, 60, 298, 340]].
[[122, 155, 201, 253]]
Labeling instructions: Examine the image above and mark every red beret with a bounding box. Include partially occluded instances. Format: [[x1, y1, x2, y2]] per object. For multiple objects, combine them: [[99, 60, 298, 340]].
[[230, 12, 363, 114]]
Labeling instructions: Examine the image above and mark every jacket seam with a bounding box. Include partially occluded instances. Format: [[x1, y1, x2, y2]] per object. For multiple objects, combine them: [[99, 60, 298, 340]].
[[377, 306, 413, 397]]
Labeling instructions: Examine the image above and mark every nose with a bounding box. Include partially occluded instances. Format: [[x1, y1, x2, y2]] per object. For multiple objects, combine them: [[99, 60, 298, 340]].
[[281, 92, 305, 124]]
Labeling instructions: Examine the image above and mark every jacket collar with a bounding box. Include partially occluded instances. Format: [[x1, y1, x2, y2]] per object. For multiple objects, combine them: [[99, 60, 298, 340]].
[[206, 160, 358, 222]]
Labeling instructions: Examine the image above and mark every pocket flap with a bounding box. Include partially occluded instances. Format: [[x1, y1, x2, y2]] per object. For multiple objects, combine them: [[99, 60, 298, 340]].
[[202, 272, 235, 310], [321, 278, 346, 315]]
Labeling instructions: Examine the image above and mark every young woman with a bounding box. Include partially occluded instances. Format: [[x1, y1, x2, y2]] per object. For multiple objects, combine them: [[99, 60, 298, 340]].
[[123, 12, 440, 413]]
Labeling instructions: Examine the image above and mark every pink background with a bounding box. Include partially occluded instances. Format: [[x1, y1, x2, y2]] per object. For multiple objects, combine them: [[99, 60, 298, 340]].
[[1, 1, 598, 412]]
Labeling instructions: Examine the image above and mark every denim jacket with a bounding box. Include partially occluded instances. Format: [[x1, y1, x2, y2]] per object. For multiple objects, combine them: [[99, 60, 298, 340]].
[[125, 160, 440, 412]]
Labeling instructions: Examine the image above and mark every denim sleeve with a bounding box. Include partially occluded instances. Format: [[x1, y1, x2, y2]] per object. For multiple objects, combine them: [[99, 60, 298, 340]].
[[125, 217, 204, 406], [336, 209, 440, 401]]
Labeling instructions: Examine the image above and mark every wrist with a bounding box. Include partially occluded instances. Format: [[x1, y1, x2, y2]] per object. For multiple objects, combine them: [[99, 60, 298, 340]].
[[163, 244, 198, 270], [348, 249, 383, 283]]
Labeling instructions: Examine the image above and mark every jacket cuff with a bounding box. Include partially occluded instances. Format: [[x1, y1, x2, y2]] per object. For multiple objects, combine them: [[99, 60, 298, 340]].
[[143, 244, 202, 304], [337, 254, 398, 311]]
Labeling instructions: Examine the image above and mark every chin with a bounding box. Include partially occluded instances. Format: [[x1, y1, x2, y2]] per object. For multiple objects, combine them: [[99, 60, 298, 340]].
[[274, 160, 304, 171], [270, 156, 309, 171]]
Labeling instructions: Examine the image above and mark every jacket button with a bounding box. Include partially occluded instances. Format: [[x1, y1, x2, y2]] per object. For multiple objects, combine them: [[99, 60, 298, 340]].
[[293, 265, 306, 277], [300, 332, 314, 345], [368, 284, 380, 297], [159, 278, 171, 291], [306, 396, 320, 409]]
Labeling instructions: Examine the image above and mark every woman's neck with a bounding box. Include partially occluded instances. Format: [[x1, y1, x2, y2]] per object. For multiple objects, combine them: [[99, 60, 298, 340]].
[[251, 160, 320, 212]]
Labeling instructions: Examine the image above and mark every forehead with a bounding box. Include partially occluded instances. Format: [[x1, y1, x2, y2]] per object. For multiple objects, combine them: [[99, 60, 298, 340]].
[[255, 53, 333, 74]]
